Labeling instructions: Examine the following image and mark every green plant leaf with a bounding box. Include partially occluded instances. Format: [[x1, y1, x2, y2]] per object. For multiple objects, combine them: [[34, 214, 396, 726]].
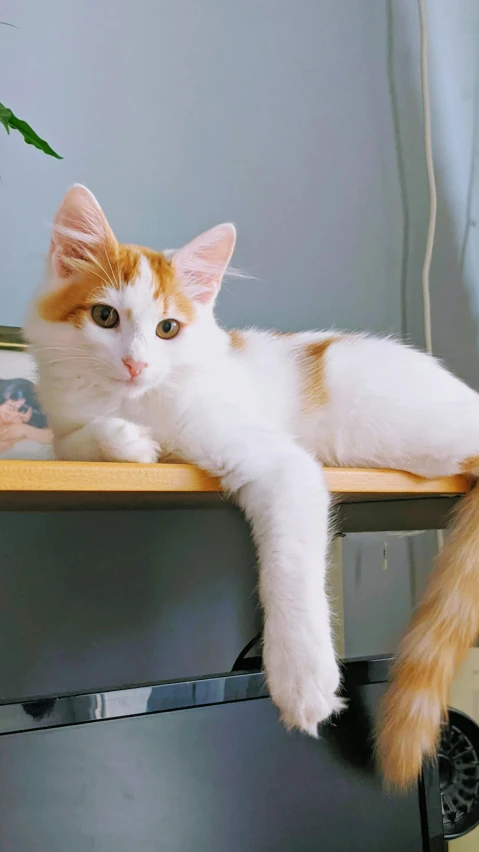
[[0, 105, 10, 134], [0, 102, 62, 159]]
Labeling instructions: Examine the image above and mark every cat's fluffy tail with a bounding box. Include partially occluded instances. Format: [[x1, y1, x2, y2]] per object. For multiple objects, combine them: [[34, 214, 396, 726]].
[[377, 482, 479, 789]]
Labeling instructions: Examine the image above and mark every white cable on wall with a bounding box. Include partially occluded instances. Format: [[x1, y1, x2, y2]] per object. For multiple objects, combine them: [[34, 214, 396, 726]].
[[417, 0, 444, 550], [418, 0, 437, 356]]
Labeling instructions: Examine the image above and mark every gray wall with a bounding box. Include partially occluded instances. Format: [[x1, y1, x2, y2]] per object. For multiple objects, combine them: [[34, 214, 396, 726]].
[[1, 0, 413, 333], [0, 0, 477, 700]]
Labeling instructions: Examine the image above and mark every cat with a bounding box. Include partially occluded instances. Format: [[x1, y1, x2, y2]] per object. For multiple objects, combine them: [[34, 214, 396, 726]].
[[25, 184, 479, 789]]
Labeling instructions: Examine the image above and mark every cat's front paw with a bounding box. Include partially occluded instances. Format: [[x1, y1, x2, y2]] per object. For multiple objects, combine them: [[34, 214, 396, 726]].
[[96, 419, 159, 464], [264, 637, 344, 737]]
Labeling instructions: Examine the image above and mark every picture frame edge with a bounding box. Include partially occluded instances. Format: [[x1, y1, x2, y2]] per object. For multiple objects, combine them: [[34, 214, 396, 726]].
[[0, 326, 27, 351]]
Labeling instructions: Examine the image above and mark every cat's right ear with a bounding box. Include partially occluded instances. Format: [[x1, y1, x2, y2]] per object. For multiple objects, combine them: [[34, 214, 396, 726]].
[[50, 185, 117, 279]]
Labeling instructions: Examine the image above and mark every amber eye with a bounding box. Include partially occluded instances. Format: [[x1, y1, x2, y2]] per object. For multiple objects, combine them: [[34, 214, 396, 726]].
[[156, 319, 180, 339], [91, 304, 120, 329]]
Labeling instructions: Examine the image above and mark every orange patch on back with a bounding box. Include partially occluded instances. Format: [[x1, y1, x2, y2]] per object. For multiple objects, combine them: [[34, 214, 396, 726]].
[[229, 330, 246, 350], [300, 337, 338, 411], [460, 455, 479, 475], [270, 330, 296, 339]]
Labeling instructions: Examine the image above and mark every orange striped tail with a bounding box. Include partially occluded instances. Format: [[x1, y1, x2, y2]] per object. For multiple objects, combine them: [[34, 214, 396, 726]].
[[377, 484, 479, 788]]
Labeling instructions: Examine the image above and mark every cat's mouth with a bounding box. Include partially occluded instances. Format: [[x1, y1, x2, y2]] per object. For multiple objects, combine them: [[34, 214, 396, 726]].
[[114, 375, 140, 384], [113, 375, 145, 388], [111, 373, 153, 394]]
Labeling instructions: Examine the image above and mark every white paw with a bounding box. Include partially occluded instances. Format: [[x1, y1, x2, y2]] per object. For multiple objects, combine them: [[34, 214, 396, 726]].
[[97, 419, 159, 464], [264, 639, 344, 737]]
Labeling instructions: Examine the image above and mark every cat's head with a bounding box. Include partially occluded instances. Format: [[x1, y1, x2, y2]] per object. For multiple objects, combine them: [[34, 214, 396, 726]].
[[29, 185, 236, 396]]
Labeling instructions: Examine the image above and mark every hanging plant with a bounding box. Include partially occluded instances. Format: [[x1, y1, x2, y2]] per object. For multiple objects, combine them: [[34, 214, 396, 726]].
[[0, 22, 62, 159]]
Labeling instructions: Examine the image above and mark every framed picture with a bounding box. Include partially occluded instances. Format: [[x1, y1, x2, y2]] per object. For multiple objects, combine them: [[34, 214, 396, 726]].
[[0, 326, 54, 460]]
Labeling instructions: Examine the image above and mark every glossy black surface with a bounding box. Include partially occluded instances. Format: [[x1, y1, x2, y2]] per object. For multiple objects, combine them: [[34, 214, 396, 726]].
[[0, 670, 268, 736], [0, 656, 444, 852], [0, 656, 391, 736]]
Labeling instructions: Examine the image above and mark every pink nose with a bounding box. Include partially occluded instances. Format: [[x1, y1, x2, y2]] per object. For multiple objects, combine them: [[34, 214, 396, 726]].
[[123, 357, 148, 378]]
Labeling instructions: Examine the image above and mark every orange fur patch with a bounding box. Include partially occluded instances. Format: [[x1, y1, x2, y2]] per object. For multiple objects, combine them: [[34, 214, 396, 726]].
[[270, 330, 296, 338], [39, 242, 196, 326], [377, 484, 479, 788], [39, 274, 106, 327], [141, 247, 195, 323], [460, 454, 479, 474], [116, 244, 141, 284], [300, 338, 337, 411], [229, 330, 246, 350]]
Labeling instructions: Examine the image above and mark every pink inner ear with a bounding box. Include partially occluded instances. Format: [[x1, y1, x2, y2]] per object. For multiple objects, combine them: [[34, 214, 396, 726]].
[[50, 185, 115, 279], [173, 223, 236, 303]]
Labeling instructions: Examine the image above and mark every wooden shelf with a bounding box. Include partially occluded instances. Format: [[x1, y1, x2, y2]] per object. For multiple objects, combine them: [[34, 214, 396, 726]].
[[0, 460, 220, 496], [0, 460, 470, 514]]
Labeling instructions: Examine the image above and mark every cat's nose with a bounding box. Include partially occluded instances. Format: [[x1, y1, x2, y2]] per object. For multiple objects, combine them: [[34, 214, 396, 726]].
[[122, 357, 148, 378]]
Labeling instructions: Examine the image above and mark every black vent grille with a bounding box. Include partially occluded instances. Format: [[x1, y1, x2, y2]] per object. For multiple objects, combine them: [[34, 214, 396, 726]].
[[439, 708, 479, 839]]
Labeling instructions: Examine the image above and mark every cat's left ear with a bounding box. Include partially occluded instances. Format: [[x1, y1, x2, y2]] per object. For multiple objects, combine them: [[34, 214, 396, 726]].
[[172, 224, 236, 304], [50, 185, 117, 280]]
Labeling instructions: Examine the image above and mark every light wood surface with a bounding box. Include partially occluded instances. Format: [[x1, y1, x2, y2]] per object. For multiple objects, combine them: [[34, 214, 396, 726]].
[[0, 460, 470, 498]]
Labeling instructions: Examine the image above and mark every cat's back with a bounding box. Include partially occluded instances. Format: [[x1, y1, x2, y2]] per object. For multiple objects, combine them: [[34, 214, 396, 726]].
[[225, 327, 340, 433]]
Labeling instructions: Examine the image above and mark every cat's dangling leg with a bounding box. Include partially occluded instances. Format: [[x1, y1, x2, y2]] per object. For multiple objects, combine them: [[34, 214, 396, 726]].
[[378, 454, 479, 788], [236, 446, 345, 733], [174, 411, 344, 734]]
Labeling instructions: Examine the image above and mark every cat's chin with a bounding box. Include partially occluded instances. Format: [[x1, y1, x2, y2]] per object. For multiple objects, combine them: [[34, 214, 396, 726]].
[[110, 376, 157, 398]]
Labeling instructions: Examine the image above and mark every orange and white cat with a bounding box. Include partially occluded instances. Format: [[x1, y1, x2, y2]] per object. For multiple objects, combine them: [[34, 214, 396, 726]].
[[26, 185, 479, 788]]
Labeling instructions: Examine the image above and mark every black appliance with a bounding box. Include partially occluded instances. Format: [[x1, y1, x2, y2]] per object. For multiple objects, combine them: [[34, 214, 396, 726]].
[[0, 655, 444, 851]]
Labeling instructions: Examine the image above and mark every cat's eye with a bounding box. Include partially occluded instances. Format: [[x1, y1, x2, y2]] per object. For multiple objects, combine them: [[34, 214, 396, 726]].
[[91, 304, 120, 329], [156, 319, 180, 339]]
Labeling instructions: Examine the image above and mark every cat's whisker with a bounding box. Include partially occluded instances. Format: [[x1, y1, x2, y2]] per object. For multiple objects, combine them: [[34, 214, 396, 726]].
[[41, 361, 108, 371], [38, 351, 109, 365], [103, 241, 121, 289], [35, 345, 104, 358], [95, 257, 116, 289], [84, 251, 117, 291], [35, 345, 96, 356]]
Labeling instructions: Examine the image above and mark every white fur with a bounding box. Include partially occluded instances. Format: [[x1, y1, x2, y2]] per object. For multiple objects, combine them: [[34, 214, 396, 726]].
[[25, 191, 479, 737]]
